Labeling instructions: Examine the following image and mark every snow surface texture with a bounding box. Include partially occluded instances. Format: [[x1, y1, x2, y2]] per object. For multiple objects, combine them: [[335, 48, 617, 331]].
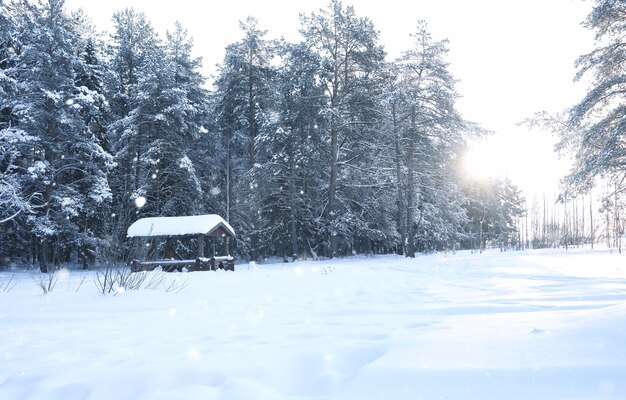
[[126, 214, 235, 238], [1, 248, 625, 400]]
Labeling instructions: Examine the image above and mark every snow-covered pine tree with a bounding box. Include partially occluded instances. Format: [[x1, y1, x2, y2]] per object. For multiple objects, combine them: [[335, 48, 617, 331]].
[[106, 18, 211, 260], [5, 0, 112, 271], [67, 10, 115, 267], [163, 22, 215, 217], [248, 40, 327, 260], [390, 21, 467, 257], [143, 21, 209, 220], [560, 1, 626, 193], [212, 16, 276, 260], [299, 0, 388, 257], [0, 2, 41, 264], [105, 8, 159, 260]]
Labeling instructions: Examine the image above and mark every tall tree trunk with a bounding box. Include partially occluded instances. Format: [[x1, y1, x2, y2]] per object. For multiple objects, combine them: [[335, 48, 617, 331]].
[[405, 106, 417, 258], [329, 124, 338, 257], [581, 196, 585, 247], [247, 51, 259, 261], [564, 198, 569, 250], [135, 128, 142, 195], [289, 164, 299, 261], [542, 193, 547, 246], [479, 210, 484, 253], [226, 129, 232, 222], [328, 42, 341, 258], [392, 103, 405, 256], [39, 238, 48, 273], [613, 188, 617, 249], [606, 205, 611, 248], [247, 58, 256, 167], [590, 190, 594, 249], [225, 129, 233, 256]]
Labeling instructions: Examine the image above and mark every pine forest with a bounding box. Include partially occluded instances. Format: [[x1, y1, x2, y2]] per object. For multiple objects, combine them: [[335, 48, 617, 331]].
[[8, 0, 616, 271]]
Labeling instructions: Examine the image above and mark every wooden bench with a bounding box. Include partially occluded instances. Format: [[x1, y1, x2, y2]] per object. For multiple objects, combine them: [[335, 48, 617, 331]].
[[131, 256, 235, 272]]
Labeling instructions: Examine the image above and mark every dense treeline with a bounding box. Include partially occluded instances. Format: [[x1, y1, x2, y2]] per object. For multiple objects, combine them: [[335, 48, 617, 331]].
[[1, 0, 526, 270]]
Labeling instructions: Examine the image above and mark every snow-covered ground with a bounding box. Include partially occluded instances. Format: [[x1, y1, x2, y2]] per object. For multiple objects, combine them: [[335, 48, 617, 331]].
[[1, 248, 626, 400]]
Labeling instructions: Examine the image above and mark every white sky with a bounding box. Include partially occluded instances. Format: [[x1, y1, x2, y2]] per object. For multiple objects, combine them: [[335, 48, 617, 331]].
[[65, 0, 596, 197]]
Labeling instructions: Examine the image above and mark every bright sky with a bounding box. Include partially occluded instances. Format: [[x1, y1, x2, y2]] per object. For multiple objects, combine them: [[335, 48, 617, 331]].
[[65, 0, 596, 197]]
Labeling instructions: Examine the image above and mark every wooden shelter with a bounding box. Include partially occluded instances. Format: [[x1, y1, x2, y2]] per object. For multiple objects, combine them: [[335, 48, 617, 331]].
[[127, 214, 235, 272]]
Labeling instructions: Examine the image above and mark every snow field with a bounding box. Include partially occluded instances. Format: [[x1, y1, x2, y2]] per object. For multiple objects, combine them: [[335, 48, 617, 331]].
[[1, 248, 626, 400]]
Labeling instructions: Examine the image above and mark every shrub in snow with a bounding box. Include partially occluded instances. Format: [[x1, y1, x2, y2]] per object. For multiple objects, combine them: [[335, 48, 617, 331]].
[[0, 274, 17, 292], [34, 270, 61, 294], [94, 265, 187, 295]]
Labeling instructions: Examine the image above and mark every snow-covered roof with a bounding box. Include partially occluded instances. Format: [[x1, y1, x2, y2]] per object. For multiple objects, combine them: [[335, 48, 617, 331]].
[[127, 214, 235, 238]]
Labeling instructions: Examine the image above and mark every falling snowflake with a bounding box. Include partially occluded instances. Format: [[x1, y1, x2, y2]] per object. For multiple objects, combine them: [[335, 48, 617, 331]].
[[186, 347, 201, 361], [134, 196, 146, 208]]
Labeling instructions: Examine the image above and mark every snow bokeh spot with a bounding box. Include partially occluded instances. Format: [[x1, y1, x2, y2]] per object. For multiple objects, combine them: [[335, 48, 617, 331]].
[[54, 268, 70, 282], [186, 347, 201, 361], [210, 187, 221, 196], [599, 380, 616, 395], [134, 196, 146, 208]]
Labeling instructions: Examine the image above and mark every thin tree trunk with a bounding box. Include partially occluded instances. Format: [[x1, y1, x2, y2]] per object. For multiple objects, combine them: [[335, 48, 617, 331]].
[[39, 238, 48, 273], [392, 103, 405, 255], [525, 201, 529, 250], [328, 36, 342, 258], [606, 205, 611, 248], [289, 163, 299, 261], [542, 193, 547, 246], [329, 123, 338, 257], [590, 190, 594, 249], [613, 184, 622, 254], [578, 197, 583, 247], [405, 106, 416, 258], [247, 48, 256, 167], [225, 129, 233, 256], [135, 129, 142, 195], [247, 51, 258, 261]]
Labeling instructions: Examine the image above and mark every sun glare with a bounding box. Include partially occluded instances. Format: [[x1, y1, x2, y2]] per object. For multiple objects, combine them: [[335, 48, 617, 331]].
[[462, 130, 571, 196], [463, 138, 504, 180]]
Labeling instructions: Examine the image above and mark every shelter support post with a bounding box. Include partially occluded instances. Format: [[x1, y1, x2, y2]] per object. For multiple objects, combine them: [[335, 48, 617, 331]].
[[134, 237, 141, 259], [198, 234, 205, 258], [165, 237, 173, 259]]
